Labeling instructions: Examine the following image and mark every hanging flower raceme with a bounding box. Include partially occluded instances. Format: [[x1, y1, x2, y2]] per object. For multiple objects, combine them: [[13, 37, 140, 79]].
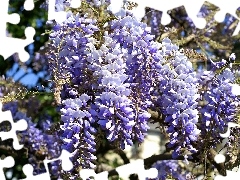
[[85, 35, 137, 149], [199, 56, 239, 148], [60, 94, 97, 169], [108, 9, 165, 143], [48, 10, 99, 172], [84, 8, 161, 148], [154, 38, 201, 159]]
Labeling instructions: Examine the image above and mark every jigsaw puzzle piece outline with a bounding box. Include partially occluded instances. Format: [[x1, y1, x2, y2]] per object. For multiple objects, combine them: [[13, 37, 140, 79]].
[[127, 0, 240, 35], [204, 0, 240, 36], [79, 159, 158, 180], [0, 0, 36, 62], [0, 102, 28, 150], [0, 1, 240, 180], [20, 149, 73, 180], [206, 0, 240, 22], [0, 0, 20, 39], [0, 0, 82, 62]]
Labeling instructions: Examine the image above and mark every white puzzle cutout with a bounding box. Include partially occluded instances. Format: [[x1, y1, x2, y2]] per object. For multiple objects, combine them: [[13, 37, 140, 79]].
[[0, 0, 81, 62], [0, 0, 35, 62], [0, 156, 14, 180]]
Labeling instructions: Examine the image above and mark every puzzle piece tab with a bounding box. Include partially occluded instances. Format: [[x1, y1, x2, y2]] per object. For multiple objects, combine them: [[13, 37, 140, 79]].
[[48, 0, 82, 23], [24, 0, 34, 11], [0, 0, 83, 62], [0, 102, 28, 150], [0, 156, 14, 180], [21, 164, 51, 180], [206, 0, 240, 36]]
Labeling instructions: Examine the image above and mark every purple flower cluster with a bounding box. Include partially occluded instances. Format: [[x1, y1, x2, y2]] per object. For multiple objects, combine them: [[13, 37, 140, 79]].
[[60, 94, 97, 169], [48, 11, 99, 171], [154, 38, 200, 159], [48, 6, 164, 171], [2, 1, 240, 179], [86, 35, 138, 148], [108, 9, 163, 144], [48, 11, 98, 99], [47, 0, 240, 177]]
